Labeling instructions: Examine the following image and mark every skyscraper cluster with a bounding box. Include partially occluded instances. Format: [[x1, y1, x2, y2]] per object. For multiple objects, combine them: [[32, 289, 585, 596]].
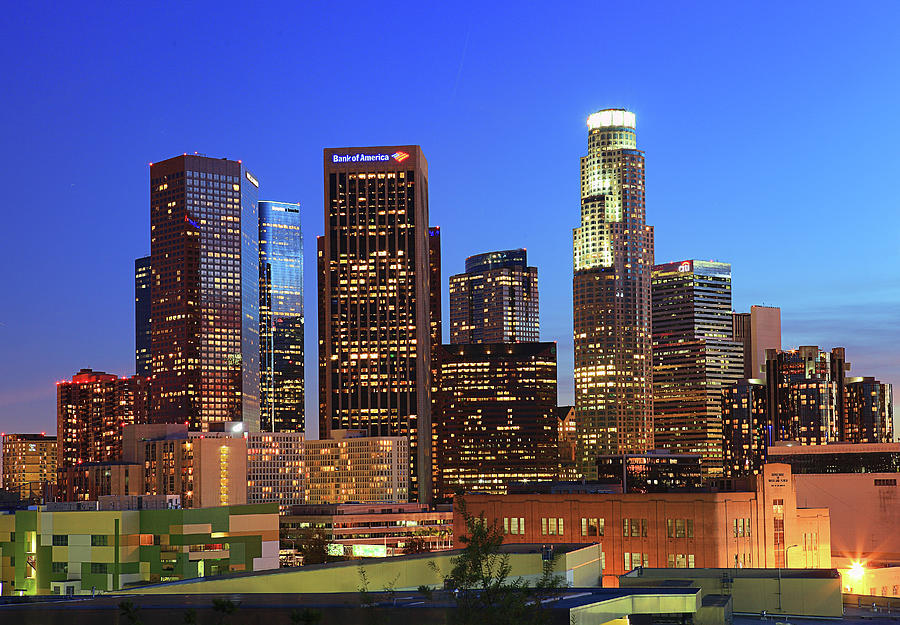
[[3, 107, 893, 519]]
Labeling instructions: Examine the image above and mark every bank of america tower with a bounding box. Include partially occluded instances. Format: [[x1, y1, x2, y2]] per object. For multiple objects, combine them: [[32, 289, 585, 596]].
[[573, 109, 654, 478]]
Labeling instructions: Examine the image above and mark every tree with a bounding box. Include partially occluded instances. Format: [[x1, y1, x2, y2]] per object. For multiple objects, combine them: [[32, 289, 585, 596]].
[[446, 497, 566, 625], [211, 597, 238, 624], [402, 534, 432, 555], [284, 527, 347, 565], [118, 600, 143, 625], [290, 607, 323, 624]]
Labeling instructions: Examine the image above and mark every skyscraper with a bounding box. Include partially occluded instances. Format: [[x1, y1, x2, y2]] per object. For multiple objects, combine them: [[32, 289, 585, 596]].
[[722, 378, 768, 477], [448, 249, 539, 344], [765, 346, 847, 445], [732, 306, 781, 380], [56, 369, 149, 470], [134, 255, 151, 377], [258, 201, 304, 433], [433, 342, 558, 498], [651, 260, 744, 476], [149, 155, 260, 431], [842, 377, 893, 444], [573, 109, 654, 478], [318, 146, 438, 502]]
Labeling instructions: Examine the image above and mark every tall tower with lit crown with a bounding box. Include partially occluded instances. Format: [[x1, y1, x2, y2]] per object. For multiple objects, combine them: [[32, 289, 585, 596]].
[[573, 109, 654, 478]]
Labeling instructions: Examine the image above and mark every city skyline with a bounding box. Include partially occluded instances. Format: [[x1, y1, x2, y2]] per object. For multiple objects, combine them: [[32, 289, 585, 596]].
[[2, 3, 899, 435]]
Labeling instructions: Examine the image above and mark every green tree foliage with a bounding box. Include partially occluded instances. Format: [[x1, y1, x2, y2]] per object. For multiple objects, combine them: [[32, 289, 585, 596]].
[[446, 497, 567, 625], [290, 607, 323, 624], [211, 597, 238, 624], [118, 600, 143, 625]]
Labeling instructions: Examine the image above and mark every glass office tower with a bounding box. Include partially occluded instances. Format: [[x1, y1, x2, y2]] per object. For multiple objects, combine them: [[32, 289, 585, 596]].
[[318, 145, 439, 502], [134, 255, 151, 377], [149, 154, 260, 431], [573, 109, 655, 478], [652, 260, 744, 477], [259, 200, 304, 433], [449, 249, 539, 344]]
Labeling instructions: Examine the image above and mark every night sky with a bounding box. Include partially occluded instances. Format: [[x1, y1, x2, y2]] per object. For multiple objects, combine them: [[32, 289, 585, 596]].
[[1, 2, 898, 437]]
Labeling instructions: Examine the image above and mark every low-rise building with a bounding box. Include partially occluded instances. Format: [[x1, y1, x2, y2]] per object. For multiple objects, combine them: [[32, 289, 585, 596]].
[[281, 502, 453, 555], [0, 502, 278, 595], [455, 463, 831, 583], [770, 442, 900, 575]]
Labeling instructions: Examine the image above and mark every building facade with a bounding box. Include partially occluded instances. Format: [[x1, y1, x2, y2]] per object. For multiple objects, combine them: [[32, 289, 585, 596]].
[[281, 502, 453, 555], [573, 109, 654, 477], [304, 430, 409, 504], [0, 503, 278, 595], [843, 377, 893, 444], [596, 451, 704, 493], [652, 260, 743, 476], [732, 306, 781, 380], [246, 431, 304, 510], [773, 443, 900, 567], [765, 346, 847, 445], [318, 146, 438, 502], [143, 431, 248, 509], [1, 434, 57, 501], [433, 342, 559, 498], [448, 249, 539, 344], [259, 200, 304, 433], [456, 463, 831, 579], [722, 378, 769, 478], [134, 255, 152, 377], [149, 154, 260, 431], [56, 369, 149, 474]]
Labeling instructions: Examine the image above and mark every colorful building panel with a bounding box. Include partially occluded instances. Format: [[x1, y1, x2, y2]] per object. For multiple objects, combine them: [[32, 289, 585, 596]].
[[0, 503, 277, 595]]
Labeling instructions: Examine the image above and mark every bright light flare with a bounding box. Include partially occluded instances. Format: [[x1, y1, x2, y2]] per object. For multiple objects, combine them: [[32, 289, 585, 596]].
[[847, 561, 865, 582]]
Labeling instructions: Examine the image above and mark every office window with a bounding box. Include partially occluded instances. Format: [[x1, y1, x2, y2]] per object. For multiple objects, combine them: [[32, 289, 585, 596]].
[[558, 518, 564, 536], [519, 518, 524, 535], [52, 562, 68, 574], [90, 563, 108, 574], [504, 518, 509, 535], [542, 517, 548, 535], [511, 517, 519, 535], [52, 535, 68, 546], [91, 535, 108, 546]]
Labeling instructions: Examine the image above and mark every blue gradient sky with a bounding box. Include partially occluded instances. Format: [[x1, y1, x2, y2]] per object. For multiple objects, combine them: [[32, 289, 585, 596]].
[[1, 2, 898, 437]]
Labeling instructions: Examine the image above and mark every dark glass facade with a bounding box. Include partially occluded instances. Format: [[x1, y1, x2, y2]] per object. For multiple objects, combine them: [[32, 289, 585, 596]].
[[259, 201, 304, 433], [134, 255, 151, 377], [651, 260, 744, 477], [596, 451, 704, 493], [573, 109, 654, 477], [765, 346, 845, 445], [768, 443, 900, 474], [434, 342, 559, 499], [722, 378, 769, 477], [449, 249, 539, 344], [843, 377, 893, 443], [318, 146, 438, 502], [149, 155, 260, 431]]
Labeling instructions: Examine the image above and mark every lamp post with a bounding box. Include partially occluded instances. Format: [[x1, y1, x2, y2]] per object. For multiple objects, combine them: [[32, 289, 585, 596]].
[[777, 544, 801, 612]]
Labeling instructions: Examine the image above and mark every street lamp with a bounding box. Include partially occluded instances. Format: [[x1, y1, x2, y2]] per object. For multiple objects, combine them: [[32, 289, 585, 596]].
[[778, 544, 801, 612]]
